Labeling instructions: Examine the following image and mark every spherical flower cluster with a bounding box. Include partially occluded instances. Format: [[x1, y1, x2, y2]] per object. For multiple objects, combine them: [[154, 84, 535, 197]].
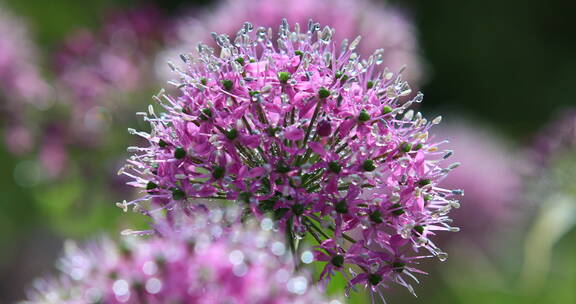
[[159, 0, 422, 85], [23, 210, 331, 304], [121, 21, 461, 298]]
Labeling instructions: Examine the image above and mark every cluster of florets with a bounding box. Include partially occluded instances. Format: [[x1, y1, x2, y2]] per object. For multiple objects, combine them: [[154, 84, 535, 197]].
[[159, 0, 422, 84], [22, 210, 331, 304], [121, 20, 461, 298]]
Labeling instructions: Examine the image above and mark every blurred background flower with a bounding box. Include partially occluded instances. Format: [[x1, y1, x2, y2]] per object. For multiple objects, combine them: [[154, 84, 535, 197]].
[[0, 0, 575, 303], [23, 211, 335, 304], [158, 0, 423, 85], [0, 4, 51, 155], [435, 118, 523, 248]]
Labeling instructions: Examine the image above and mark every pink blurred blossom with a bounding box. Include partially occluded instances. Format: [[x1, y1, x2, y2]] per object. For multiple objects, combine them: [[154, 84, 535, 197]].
[[0, 5, 51, 155], [0, 5, 49, 104], [23, 211, 331, 303], [54, 5, 169, 134], [435, 120, 522, 240], [158, 0, 422, 84]]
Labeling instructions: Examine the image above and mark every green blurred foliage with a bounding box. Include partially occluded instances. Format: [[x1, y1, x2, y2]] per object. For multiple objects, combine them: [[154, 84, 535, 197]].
[[399, 0, 576, 136]]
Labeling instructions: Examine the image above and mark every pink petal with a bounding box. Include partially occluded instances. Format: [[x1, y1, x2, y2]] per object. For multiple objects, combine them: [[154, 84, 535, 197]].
[[285, 126, 305, 140]]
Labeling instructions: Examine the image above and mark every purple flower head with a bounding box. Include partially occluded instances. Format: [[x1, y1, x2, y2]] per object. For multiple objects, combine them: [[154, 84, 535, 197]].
[[122, 21, 461, 299], [159, 0, 422, 85], [23, 210, 332, 303]]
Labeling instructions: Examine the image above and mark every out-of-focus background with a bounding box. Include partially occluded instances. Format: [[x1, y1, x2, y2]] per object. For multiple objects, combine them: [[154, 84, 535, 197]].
[[0, 0, 575, 303]]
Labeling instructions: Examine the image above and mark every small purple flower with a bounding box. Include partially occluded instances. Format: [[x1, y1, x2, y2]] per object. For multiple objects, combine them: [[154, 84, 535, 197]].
[[23, 211, 332, 303], [122, 21, 461, 299]]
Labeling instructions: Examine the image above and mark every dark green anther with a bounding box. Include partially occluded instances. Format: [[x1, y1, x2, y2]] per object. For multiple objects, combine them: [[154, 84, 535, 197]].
[[335, 200, 348, 214], [146, 181, 158, 190], [200, 108, 213, 120], [369, 210, 383, 224], [278, 71, 291, 84], [158, 139, 168, 148], [418, 179, 431, 187], [174, 147, 186, 159], [328, 161, 342, 174], [172, 188, 186, 200], [155, 256, 166, 269], [108, 270, 118, 280], [266, 126, 280, 137], [225, 128, 238, 140], [258, 199, 277, 213], [424, 194, 433, 201], [212, 166, 225, 179], [390, 203, 405, 216], [294, 50, 303, 57], [414, 225, 425, 235], [340, 74, 349, 84], [119, 241, 132, 257], [400, 142, 412, 153], [331, 255, 345, 267], [368, 274, 383, 286], [133, 281, 144, 293], [367, 80, 374, 89], [273, 208, 289, 220], [335, 71, 343, 79], [382, 105, 393, 114], [413, 143, 423, 151], [200, 77, 207, 86], [358, 109, 371, 122], [362, 159, 376, 172], [291, 204, 305, 216], [318, 87, 331, 99], [235, 57, 245, 65], [249, 90, 260, 97], [221, 79, 233, 91], [392, 262, 406, 273], [239, 192, 252, 203], [276, 162, 291, 174]]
